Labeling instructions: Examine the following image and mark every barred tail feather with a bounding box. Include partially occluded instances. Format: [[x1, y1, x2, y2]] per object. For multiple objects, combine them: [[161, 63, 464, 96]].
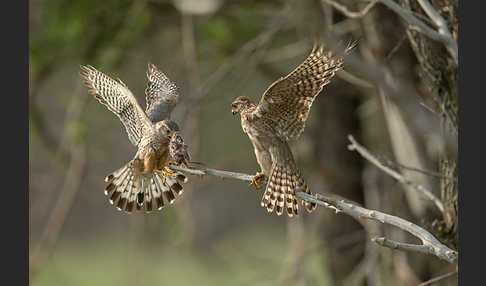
[[103, 161, 188, 213], [260, 164, 315, 217], [294, 171, 316, 213]]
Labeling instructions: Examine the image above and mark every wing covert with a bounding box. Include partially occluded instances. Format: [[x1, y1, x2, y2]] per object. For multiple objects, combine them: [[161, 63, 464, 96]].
[[80, 65, 152, 146], [255, 43, 344, 141], [144, 63, 180, 123]]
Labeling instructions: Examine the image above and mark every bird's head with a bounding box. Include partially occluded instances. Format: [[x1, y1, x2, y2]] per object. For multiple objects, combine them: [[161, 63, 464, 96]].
[[156, 119, 180, 138], [171, 131, 184, 146], [231, 96, 253, 115]]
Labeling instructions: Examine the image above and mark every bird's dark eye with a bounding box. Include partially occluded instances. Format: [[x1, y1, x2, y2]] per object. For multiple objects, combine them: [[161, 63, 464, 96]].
[[231, 103, 237, 108]]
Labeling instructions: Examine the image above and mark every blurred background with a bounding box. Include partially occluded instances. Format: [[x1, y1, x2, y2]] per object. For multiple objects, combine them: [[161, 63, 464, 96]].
[[29, 0, 458, 285]]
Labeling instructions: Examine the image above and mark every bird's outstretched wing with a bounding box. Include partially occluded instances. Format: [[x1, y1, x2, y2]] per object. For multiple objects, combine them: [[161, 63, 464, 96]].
[[144, 63, 180, 123], [80, 65, 153, 146], [254, 43, 344, 141]]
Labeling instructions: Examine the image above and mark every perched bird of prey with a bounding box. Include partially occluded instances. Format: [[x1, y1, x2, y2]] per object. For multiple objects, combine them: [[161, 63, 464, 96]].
[[231, 43, 347, 217], [80, 63, 188, 213]]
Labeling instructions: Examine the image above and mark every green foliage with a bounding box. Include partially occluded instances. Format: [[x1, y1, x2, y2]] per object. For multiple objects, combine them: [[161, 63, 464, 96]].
[[30, 0, 152, 79], [195, 2, 269, 62], [199, 16, 234, 48]]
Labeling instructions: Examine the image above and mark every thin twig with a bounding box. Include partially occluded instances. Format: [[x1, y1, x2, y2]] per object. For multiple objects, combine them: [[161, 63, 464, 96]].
[[323, 0, 456, 62], [415, 0, 457, 55], [171, 165, 256, 182], [418, 270, 457, 286], [347, 135, 444, 213], [385, 33, 408, 62], [379, 155, 457, 181], [372, 237, 435, 255], [322, 0, 377, 18], [369, 0, 457, 64], [341, 47, 457, 156], [337, 69, 375, 89], [169, 164, 457, 263]]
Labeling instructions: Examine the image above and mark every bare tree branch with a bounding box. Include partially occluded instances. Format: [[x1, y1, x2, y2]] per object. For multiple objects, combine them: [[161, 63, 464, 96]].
[[170, 165, 256, 182], [296, 192, 457, 263], [379, 154, 456, 181], [347, 135, 444, 213], [169, 164, 457, 263], [370, 0, 457, 64], [415, 0, 457, 51], [372, 237, 437, 256], [384, 33, 408, 62], [325, 0, 457, 62], [340, 46, 458, 156], [322, 0, 459, 65], [322, 0, 377, 18], [337, 69, 375, 89], [418, 269, 458, 286]]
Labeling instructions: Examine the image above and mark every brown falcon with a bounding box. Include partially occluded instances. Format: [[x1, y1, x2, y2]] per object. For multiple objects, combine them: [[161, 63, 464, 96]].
[[80, 63, 188, 213], [231, 43, 346, 217]]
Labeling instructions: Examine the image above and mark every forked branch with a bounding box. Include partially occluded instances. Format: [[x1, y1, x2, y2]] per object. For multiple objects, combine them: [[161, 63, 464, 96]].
[[347, 135, 444, 213], [170, 164, 457, 263], [323, 0, 457, 64]]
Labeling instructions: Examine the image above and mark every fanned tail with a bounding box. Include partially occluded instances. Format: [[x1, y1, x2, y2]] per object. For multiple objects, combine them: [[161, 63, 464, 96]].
[[103, 160, 188, 213], [260, 164, 316, 217]]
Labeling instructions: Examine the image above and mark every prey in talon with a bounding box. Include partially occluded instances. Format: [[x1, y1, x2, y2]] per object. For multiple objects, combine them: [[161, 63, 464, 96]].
[[169, 131, 191, 168], [80, 62, 188, 213]]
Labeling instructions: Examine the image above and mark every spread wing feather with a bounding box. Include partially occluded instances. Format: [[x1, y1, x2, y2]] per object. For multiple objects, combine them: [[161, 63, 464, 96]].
[[144, 63, 180, 123], [80, 65, 153, 146], [255, 43, 344, 141]]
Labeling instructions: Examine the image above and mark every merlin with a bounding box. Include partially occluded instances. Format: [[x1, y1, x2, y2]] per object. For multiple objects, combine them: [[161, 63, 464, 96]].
[[80, 63, 188, 213], [231, 43, 346, 217]]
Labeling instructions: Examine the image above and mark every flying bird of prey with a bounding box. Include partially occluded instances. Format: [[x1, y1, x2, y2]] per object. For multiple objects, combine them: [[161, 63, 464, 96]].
[[80, 63, 188, 213], [231, 43, 348, 217]]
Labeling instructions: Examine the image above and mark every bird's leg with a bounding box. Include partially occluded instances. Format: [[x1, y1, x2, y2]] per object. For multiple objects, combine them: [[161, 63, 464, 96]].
[[155, 161, 178, 184], [250, 171, 267, 189]]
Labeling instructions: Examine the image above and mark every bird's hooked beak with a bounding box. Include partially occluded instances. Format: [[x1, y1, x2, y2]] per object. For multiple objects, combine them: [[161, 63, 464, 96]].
[[231, 103, 238, 115]]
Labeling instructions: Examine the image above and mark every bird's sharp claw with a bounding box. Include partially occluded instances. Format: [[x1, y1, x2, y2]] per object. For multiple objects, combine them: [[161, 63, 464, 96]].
[[249, 171, 267, 189], [250, 177, 261, 189], [155, 168, 178, 184]]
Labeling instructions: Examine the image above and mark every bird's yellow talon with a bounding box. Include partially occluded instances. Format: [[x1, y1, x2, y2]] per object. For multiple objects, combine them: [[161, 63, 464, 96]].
[[250, 171, 267, 189], [155, 168, 177, 184]]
